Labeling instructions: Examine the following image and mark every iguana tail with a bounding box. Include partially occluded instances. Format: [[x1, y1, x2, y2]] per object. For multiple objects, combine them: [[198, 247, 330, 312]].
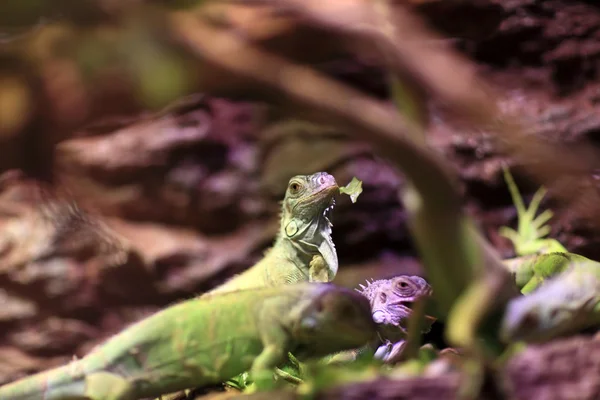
[[0, 362, 86, 400]]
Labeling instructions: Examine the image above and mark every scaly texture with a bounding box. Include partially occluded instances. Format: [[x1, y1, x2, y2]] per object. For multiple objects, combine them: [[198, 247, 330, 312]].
[[328, 276, 435, 364], [208, 172, 339, 295], [357, 275, 434, 334], [502, 252, 586, 295], [359, 276, 435, 363], [501, 252, 600, 343], [0, 283, 377, 400]]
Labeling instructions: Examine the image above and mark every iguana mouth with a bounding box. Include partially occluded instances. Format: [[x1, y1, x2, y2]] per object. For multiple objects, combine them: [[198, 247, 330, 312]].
[[292, 185, 338, 213], [390, 301, 414, 311]]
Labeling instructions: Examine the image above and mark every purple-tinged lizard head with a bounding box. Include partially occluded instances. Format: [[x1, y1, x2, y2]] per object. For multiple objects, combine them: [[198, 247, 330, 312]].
[[280, 172, 338, 239], [290, 284, 377, 359], [500, 268, 600, 343], [357, 275, 436, 335]]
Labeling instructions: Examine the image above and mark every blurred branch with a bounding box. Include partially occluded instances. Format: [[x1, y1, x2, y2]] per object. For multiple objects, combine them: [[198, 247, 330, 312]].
[[223, 0, 499, 125], [223, 0, 600, 228], [169, 11, 488, 310], [170, 11, 458, 210]]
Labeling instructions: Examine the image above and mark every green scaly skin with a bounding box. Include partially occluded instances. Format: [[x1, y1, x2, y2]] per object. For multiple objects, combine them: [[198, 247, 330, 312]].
[[502, 252, 587, 294], [208, 172, 339, 295], [155, 172, 342, 399], [0, 283, 377, 400], [500, 252, 600, 343]]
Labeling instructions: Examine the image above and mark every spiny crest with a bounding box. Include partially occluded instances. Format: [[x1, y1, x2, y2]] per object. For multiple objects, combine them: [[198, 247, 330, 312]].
[[355, 278, 389, 299], [323, 197, 335, 228]]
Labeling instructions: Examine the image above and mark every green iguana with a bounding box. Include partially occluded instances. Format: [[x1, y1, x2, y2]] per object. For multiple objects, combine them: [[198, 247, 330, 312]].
[[500, 252, 600, 343], [496, 169, 600, 343], [0, 283, 377, 400], [208, 172, 340, 294]]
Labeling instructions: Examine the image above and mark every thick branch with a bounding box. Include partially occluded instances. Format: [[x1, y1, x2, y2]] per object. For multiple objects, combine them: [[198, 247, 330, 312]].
[[170, 11, 460, 213]]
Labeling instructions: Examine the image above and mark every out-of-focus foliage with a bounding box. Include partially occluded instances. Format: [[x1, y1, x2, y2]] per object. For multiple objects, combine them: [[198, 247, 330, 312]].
[[499, 166, 567, 257]]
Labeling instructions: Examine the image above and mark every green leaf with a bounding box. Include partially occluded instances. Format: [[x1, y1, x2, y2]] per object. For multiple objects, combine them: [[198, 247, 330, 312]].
[[339, 177, 363, 203]]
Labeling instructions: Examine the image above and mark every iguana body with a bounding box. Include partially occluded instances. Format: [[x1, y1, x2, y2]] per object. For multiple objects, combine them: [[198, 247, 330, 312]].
[[154, 172, 341, 399], [502, 252, 587, 294], [495, 170, 600, 342], [0, 283, 377, 400], [500, 252, 600, 343], [209, 172, 339, 295]]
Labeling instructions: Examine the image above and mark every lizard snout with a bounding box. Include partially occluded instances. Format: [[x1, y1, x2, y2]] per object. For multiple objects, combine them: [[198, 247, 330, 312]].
[[314, 172, 337, 188], [372, 310, 389, 324]]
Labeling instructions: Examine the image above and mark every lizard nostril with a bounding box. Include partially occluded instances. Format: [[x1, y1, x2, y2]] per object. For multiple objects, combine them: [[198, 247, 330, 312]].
[[318, 175, 326, 185]]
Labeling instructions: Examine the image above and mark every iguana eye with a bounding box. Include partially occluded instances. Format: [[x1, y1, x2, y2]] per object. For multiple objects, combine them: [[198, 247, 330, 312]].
[[395, 280, 412, 291], [289, 182, 302, 193]]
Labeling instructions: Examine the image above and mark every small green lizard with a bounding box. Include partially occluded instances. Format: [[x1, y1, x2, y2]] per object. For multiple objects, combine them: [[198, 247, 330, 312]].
[[500, 252, 600, 343], [0, 283, 377, 400], [208, 172, 340, 294]]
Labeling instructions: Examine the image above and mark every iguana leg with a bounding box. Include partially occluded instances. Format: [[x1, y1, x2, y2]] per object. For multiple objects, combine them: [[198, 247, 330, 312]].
[[373, 340, 394, 361], [308, 255, 329, 282], [246, 311, 291, 393], [520, 276, 544, 294], [378, 340, 408, 364], [248, 344, 287, 392], [327, 349, 360, 364], [84, 372, 135, 400]]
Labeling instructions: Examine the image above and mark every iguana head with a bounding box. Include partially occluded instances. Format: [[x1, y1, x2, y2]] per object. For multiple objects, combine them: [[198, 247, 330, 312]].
[[357, 275, 436, 335], [500, 268, 600, 343], [291, 285, 377, 359], [280, 172, 338, 242]]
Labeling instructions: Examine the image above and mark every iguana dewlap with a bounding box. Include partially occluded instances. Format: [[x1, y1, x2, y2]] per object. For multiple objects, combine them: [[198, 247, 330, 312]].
[[0, 283, 377, 400], [209, 172, 339, 295]]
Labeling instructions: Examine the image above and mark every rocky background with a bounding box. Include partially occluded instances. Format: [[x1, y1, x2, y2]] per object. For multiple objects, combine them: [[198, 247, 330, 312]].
[[1, 0, 600, 398]]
